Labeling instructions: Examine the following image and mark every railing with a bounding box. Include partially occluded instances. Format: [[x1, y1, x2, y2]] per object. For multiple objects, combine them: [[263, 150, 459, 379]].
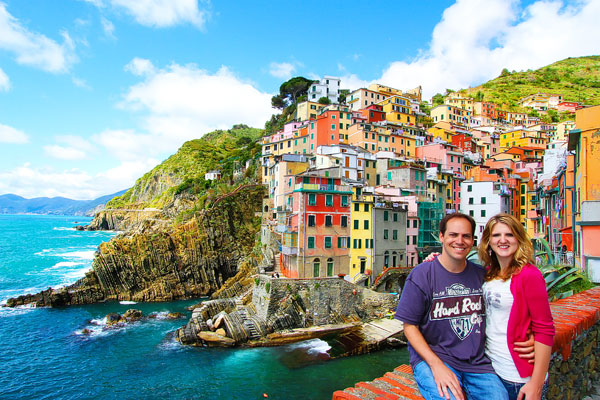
[[293, 183, 352, 193]]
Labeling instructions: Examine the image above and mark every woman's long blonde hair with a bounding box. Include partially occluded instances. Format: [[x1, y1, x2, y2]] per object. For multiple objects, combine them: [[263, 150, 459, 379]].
[[479, 213, 535, 281]]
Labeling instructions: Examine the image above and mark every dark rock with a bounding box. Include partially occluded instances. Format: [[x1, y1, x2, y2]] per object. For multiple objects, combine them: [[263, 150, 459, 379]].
[[105, 313, 125, 326], [123, 309, 143, 321]]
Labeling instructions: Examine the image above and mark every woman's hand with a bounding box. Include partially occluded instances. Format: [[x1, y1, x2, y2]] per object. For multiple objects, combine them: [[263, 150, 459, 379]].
[[517, 380, 543, 400]]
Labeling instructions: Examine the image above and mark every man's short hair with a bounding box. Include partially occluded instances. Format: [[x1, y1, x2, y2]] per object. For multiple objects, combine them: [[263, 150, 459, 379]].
[[439, 212, 476, 236]]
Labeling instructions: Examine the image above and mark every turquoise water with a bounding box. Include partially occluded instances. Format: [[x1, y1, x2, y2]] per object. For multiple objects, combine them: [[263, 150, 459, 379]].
[[0, 215, 409, 399]]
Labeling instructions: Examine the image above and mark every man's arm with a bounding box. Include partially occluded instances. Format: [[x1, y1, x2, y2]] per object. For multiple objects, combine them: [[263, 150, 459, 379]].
[[513, 330, 535, 363], [404, 324, 465, 400]]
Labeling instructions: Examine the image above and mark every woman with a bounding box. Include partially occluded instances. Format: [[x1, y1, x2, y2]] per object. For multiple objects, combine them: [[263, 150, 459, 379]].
[[479, 214, 555, 400]]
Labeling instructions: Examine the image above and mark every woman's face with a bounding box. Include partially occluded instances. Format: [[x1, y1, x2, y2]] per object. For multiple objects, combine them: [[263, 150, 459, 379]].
[[489, 222, 519, 262]]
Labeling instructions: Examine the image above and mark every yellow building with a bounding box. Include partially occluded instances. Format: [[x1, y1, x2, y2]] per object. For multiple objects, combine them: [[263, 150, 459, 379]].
[[556, 121, 576, 141], [445, 92, 474, 112], [428, 124, 456, 143], [570, 105, 600, 205], [296, 101, 325, 121], [379, 96, 416, 125], [349, 188, 374, 282], [500, 129, 546, 150], [431, 104, 472, 126]]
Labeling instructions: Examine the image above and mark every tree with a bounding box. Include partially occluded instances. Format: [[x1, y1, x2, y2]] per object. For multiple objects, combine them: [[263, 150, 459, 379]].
[[271, 95, 286, 109], [474, 91, 484, 101], [278, 77, 316, 105], [318, 96, 331, 105], [432, 93, 444, 107], [338, 89, 350, 105], [500, 68, 510, 77]]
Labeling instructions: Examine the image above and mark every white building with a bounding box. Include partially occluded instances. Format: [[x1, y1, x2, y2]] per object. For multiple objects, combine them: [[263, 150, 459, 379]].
[[460, 180, 511, 243], [308, 76, 340, 104]]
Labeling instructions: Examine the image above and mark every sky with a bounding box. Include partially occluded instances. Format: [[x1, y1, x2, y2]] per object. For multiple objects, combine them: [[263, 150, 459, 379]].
[[0, 0, 598, 200]]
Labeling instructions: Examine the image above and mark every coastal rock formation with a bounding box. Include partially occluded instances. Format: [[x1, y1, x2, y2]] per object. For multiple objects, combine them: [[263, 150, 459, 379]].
[[6, 184, 265, 307], [175, 275, 399, 351]]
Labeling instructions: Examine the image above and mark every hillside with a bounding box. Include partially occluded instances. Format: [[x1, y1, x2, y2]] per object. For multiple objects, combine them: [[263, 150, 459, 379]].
[[461, 55, 600, 109], [0, 190, 127, 216], [106, 125, 263, 211]]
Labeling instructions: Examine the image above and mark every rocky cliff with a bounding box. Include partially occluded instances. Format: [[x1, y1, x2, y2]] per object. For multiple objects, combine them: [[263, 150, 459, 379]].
[[6, 126, 267, 308], [7, 183, 265, 307]]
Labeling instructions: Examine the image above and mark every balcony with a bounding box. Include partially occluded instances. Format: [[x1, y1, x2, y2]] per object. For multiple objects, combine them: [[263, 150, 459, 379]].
[[293, 183, 353, 194]]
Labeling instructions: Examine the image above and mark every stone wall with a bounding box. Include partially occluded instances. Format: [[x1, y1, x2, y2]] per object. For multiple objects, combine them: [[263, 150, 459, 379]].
[[334, 286, 600, 400]]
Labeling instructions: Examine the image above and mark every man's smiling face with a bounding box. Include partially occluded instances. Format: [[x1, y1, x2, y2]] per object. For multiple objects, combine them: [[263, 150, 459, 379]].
[[439, 217, 474, 264]]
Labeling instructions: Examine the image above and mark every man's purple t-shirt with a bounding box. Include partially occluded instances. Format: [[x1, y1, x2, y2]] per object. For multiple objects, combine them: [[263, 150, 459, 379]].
[[394, 257, 494, 373]]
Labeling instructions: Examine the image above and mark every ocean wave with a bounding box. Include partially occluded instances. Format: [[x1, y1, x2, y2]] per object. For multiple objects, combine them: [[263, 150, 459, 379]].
[[287, 338, 332, 355], [53, 227, 76, 231], [56, 250, 96, 260], [119, 301, 138, 305], [45, 261, 82, 270], [0, 303, 39, 318]]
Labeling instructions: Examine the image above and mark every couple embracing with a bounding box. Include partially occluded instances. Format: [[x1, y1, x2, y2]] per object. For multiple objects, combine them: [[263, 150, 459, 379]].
[[395, 213, 555, 400]]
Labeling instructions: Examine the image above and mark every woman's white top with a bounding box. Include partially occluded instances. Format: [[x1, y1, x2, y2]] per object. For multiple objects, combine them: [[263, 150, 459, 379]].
[[483, 277, 530, 383]]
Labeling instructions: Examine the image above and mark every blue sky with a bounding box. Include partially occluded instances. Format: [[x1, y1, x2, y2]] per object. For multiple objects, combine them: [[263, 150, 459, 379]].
[[0, 0, 598, 200]]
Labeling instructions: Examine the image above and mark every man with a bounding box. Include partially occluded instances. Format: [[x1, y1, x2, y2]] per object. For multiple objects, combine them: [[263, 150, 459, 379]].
[[395, 213, 507, 400]]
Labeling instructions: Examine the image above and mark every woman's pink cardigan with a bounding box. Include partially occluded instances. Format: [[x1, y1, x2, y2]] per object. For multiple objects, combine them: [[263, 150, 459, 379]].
[[506, 263, 555, 377]]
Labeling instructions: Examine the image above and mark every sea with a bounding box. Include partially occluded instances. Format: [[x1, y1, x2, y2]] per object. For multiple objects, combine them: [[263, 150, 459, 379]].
[[0, 214, 409, 400]]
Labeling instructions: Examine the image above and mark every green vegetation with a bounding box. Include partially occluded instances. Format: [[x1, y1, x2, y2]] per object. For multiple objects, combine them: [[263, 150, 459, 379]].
[[460, 56, 600, 110], [106, 125, 264, 210], [535, 238, 596, 300], [265, 76, 316, 135]]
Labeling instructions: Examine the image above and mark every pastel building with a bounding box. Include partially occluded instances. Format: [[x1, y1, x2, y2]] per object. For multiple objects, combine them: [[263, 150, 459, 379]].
[[308, 76, 340, 104], [280, 174, 352, 278], [460, 179, 511, 243]]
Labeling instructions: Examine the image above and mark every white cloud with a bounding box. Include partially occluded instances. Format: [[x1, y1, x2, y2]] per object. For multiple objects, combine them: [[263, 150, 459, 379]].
[[43, 145, 87, 161], [0, 3, 77, 73], [101, 17, 115, 39], [0, 123, 28, 143], [269, 62, 296, 79], [0, 158, 157, 200], [0, 67, 9, 91], [340, 74, 370, 91], [72, 77, 90, 89], [115, 61, 273, 155], [375, 0, 600, 100], [110, 0, 206, 28], [124, 57, 155, 76]]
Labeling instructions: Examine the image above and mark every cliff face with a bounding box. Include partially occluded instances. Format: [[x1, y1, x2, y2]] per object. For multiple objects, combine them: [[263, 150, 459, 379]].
[[6, 184, 265, 307]]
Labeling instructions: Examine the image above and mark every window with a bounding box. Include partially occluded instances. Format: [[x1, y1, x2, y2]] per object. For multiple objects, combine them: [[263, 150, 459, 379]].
[[341, 216, 348, 227], [326, 195, 333, 207], [341, 196, 348, 207], [481, 197, 486, 204], [354, 203, 360, 211], [309, 193, 316, 206], [308, 215, 316, 227], [384, 229, 389, 239], [325, 215, 332, 227], [469, 197, 474, 204], [384, 210, 389, 221], [354, 220, 359, 229], [308, 236, 315, 248], [467, 185, 472, 192], [393, 230, 398, 240], [393, 213, 398, 222], [469, 210, 474, 217], [324, 237, 332, 248], [364, 220, 369, 229], [413, 220, 418, 228], [327, 259, 334, 277], [481, 210, 486, 217], [331, 124, 336, 130], [364, 204, 369, 212]]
